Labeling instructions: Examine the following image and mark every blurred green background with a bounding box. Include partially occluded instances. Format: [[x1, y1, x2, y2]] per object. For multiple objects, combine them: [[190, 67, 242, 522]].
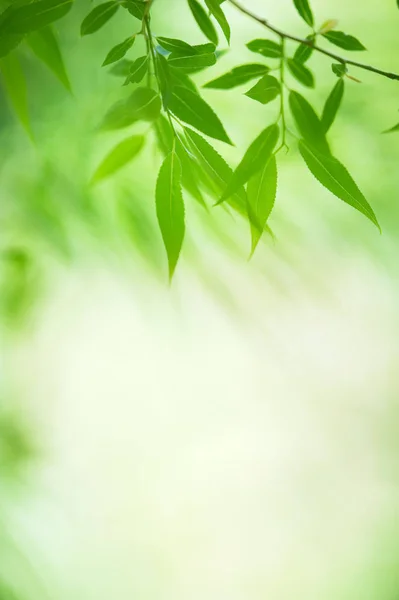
[[1, 1, 399, 599]]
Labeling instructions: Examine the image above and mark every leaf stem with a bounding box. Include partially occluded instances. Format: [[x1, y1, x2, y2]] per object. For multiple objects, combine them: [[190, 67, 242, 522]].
[[227, 0, 399, 81], [277, 36, 288, 152]]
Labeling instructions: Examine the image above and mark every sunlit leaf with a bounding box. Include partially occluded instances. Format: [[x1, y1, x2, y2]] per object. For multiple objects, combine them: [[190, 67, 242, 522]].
[[81, 1, 119, 36], [292, 0, 314, 27], [0, 52, 31, 135], [299, 140, 379, 228], [156, 147, 185, 279], [91, 135, 145, 184], [245, 74, 280, 104], [122, 0, 145, 20], [3, 0, 74, 34], [27, 26, 71, 91], [293, 36, 315, 64], [204, 0, 230, 43], [220, 124, 279, 202], [204, 64, 269, 89], [289, 91, 330, 154], [126, 55, 148, 83], [321, 78, 344, 132], [246, 39, 282, 58], [247, 154, 277, 254], [168, 85, 232, 144]]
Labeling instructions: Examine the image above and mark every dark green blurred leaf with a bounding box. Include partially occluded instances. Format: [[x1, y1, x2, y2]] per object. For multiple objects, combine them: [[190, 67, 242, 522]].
[[91, 135, 145, 184], [383, 122, 399, 133], [122, 0, 145, 20], [101, 87, 161, 129], [321, 78, 344, 132], [332, 62, 347, 77], [81, 1, 119, 36], [27, 25, 71, 91], [2, 0, 74, 35], [126, 55, 148, 84], [0, 52, 31, 135], [102, 36, 135, 67]]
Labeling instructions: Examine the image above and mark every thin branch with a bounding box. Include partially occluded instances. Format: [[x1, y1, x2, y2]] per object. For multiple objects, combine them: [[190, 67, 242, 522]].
[[228, 0, 399, 82]]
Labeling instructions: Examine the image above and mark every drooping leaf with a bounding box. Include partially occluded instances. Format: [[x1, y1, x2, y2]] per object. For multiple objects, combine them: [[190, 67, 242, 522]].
[[220, 124, 279, 202], [204, 63, 269, 89], [0, 52, 31, 135], [289, 91, 330, 154], [101, 87, 161, 130], [246, 39, 282, 58], [109, 59, 134, 77], [102, 36, 135, 67], [321, 78, 344, 132], [322, 31, 366, 51], [81, 1, 119, 36], [168, 48, 216, 70], [126, 55, 148, 83], [287, 58, 315, 87], [204, 0, 230, 43], [121, 0, 146, 20], [245, 74, 280, 104], [156, 37, 196, 55], [91, 135, 145, 183], [168, 85, 232, 144], [3, 0, 74, 34], [156, 148, 185, 279], [332, 62, 347, 77], [293, 36, 315, 64], [292, 0, 314, 27], [299, 140, 379, 228], [247, 154, 277, 254], [27, 25, 71, 91], [187, 0, 218, 45]]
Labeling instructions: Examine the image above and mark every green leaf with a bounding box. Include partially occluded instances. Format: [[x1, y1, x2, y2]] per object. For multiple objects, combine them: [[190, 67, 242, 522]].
[[383, 122, 399, 133], [289, 91, 330, 154], [292, 0, 314, 27], [321, 78, 344, 132], [91, 135, 145, 184], [121, 0, 145, 20], [2, 0, 74, 35], [102, 36, 135, 67], [0, 53, 31, 136], [156, 37, 196, 55], [156, 148, 185, 279], [81, 1, 119, 36], [247, 154, 277, 254], [187, 0, 218, 45], [27, 25, 71, 91], [322, 31, 366, 51], [220, 124, 279, 202], [287, 58, 314, 88], [168, 85, 232, 144], [184, 126, 248, 213], [101, 87, 161, 130], [168, 49, 216, 70], [299, 140, 379, 228], [246, 39, 282, 58], [127, 55, 148, 83], [204, 63, 269, 89], [293, 36, 315, 64], [245, 74, 280, 105], [332, 63, 347, 77], [204, 0, 230, 43]]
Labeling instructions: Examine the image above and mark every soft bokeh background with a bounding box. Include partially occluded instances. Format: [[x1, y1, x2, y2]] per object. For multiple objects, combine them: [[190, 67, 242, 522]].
[[1, 0, 399, 599]]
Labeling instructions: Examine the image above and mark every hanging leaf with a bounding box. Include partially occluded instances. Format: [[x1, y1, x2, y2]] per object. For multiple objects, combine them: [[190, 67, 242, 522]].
[[168, 85, 232, 144], [321, 78, 344, 132], [109, 59, 134, 77], [322, 31, 366, 51], [27, 25, 71, 91], [204, 0, 230, 43], [126, 55, 148, 84], [293, 36, 315, 64], [287, 58, 315, 88], [292, 0, 314, 27], [220, 124, 279, 202], [187, 0, 218, 45], [101, 87, 161, 129], [204, 64, 269, 89], [3, 0, 74, 34], [246, 39, 282, 58], [332, 63, 348, 77], [299, 140, 379, 228], [245, 74, 281, 104], [156, 147, 185, 279], [383, 122, 399, 133], [289, 91, 330, 154], [102, 36, 135, 67], [156, 37, 196, 55], [81, 1, 119, 36], [122, 0, 146, 20], [247, 154, 277, 254], [0, 53, 31, 136], [168, 49, 216, 70], [91, 135, 145, 184]]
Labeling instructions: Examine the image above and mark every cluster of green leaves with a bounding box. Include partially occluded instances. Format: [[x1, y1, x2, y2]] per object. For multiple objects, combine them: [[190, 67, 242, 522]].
[[1, 0, 398, 278]]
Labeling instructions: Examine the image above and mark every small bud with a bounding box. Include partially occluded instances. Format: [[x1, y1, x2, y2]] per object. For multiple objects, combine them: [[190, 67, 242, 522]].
[[318, 19, 339, 34]]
